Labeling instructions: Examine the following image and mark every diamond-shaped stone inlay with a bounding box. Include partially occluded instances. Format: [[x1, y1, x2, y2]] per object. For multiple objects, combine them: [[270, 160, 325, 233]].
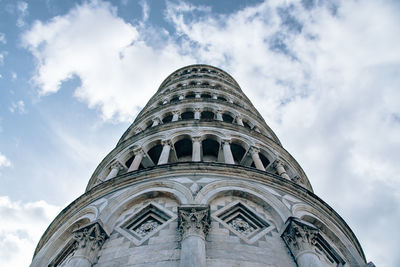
[[117, 202, 176, 246], [213, 201, 274, 244]]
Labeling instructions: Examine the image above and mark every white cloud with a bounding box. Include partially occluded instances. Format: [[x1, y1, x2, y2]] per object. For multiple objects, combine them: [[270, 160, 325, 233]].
[[16, 1, 28, 28], [0, 33, 6, 44], [23, 0, 194, 122], [11, 72, 17, 80], [0, 153, 11, 168], [139, 0, 150, 22], [164, 1, 400, 265], [9, 100, 26, 114], [0, 53, 4, 65], [21, 0, 400, 266], [0, 196, 60, 266]]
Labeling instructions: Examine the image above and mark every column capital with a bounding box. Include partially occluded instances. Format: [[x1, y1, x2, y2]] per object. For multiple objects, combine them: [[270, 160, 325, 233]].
[[178, 205, 210, 240], [110, 161, 124, 171], [172, 110, 181, 115], [132, 147, 144, 156], [72, 221, 109, 264], [249, 146, 260, 155], [273, 158, 284, 168], [193, 107, 201, 112], [281, 217, 319, 259], [221, 138, 231, 145], [216, 109, 223, 114], [161, 139, 172, 147], [192, 136, 202, 143]]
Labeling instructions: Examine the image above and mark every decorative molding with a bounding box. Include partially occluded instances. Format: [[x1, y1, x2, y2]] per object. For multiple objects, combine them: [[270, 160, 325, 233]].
[[178, 205, 210, 240]]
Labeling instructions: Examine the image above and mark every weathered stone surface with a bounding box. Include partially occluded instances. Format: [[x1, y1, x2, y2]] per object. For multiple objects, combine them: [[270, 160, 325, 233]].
[[31, 65, 371, 267]]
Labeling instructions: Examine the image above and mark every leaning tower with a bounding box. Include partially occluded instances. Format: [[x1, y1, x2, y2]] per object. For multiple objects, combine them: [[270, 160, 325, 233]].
[[31, 64, 372, 267]]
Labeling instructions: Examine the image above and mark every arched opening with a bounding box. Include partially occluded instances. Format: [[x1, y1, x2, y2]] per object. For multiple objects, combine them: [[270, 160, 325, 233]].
[[217, 96, 227, 101], [147, 144, 162, 165], [202, 81, 210, 86], [170, 95, 179, 103], [145, 121, 153, 130], [200, 68, 208, 73], [259, 153, 270, 168], [202, 139, 219, 162], [191, 68, 198, 72], [162, 114, 173, 123], [222, 114, 234, 123], [176, 83, 183, 88], [125, 155, 144, 170], [243, 121, 252, 129], [186, 92, 196, 98], [189, 81, 197, 86], [201, 93, 212, 99], [174, 139, 193, 162], [181, 111, 194, 120], [201, 111, 214, 120], [231, 143, 246, 164]]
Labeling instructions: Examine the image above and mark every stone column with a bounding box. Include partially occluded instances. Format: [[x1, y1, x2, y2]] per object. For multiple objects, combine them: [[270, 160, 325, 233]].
[[158, 140, 171, 165], [212, 94, 218, 99], [274, 159, 290, 179], [192, 136, 202, 162], [105, 161, 124, 181], [216, 110, 223, 121], [172, 111, 181, 122], [194, 108, 201, 120], [128, 148, 144, 172], [178, 205, 210, 267], [249, 147, 265, 171], [195, 92, 201, 99], [65, 222, 108, 267], [222, 139, 235, 164], [179, 94, 185, 100], [254, 125, 261, 133], [236, 115, 244, 126], [281, 218, 323, 267], [162, 98, 168, 105]]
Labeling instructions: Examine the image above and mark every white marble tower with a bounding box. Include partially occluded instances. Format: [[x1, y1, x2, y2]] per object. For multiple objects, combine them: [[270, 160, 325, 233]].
[[31, 65, 373, 267]]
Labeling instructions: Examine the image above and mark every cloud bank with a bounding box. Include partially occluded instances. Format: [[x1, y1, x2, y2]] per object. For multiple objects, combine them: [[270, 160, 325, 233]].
[[0, 196, 60, 266], [21, 0, 400, 266]]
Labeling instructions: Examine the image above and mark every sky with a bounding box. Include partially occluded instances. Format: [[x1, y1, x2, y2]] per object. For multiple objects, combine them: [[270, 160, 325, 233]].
[[0, 0, 399, 266]]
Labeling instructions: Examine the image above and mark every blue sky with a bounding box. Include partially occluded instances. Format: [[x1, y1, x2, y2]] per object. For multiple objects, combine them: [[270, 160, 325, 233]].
[[0, 0, 399, 266]]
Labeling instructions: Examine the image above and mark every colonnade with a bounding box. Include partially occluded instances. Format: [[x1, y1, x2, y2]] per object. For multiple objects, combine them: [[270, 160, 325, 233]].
[[103, 136, 293, 182], [62, 213, 326, 267]]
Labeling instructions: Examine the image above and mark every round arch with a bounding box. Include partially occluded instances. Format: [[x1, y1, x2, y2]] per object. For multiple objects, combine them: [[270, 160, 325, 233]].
[[196, 180, 291, 230], [101, 181, 193, 231]]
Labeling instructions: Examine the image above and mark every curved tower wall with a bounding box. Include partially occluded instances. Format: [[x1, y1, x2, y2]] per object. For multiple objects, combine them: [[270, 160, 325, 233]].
[[31, 65, 369, 267]]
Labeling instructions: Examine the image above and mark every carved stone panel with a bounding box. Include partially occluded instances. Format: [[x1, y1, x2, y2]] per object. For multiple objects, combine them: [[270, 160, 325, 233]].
[[116, 202, 176, 246], [212, 201, 275, 244]]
